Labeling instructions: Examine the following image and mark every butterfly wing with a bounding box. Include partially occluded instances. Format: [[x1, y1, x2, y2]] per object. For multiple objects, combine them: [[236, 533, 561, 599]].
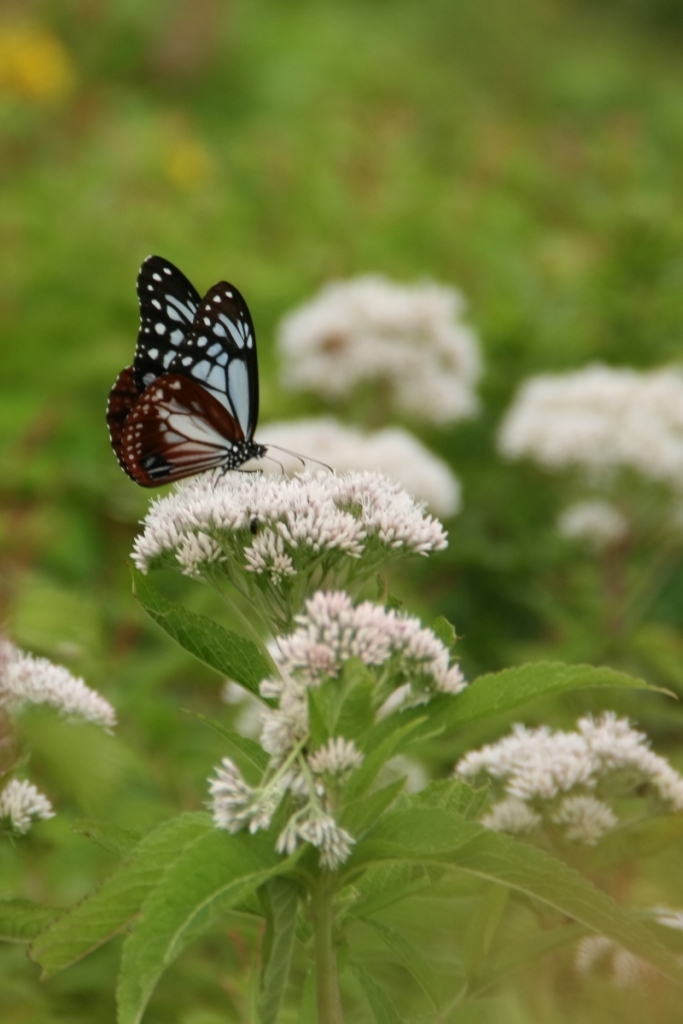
[[167, 281, 260, 440], [109, 260, 263, 486], [106, 365, 141, 482], [119, 374, 247, 487], [134, 255, 201, 394]]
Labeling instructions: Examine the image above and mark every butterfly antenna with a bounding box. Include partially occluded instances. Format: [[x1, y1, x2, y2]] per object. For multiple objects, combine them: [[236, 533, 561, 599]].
[[261, 451, 286, 476], [266, 443, 333, 474]]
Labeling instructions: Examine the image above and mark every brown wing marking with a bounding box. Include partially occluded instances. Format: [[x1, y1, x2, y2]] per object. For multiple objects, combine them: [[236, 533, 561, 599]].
[[120, 374, 245, 487], [106, 366, 141, 480]]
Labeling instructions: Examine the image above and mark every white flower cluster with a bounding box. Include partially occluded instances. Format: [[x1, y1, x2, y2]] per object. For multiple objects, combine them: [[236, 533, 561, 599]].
[[210, 735, 360, 871], [456, 713, 683, 845], [499, 365, 683, 488], [259, 418, 461, 517], [277, 276, 481, 424], [210, 591, 465, 869], [273, 590, 466, 696], [0, 779, 54, 835], [557, 500, 629, 549], [0, 639, 116, 837], [132, 470, 447, 583], [0, 639, 116, 730]]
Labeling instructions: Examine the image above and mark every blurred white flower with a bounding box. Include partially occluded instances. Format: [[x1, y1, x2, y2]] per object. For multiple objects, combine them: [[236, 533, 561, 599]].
[[575, 935, 655, 988], [456, 712, 683, 844], [552, 794, 617, 844], [0, 778, 54, 834], [481, 796, 541, 834], [0, 639, 116, 730], [557, 500, 628, 549], [277, 276, 481, 425], [499, 364, 683, 488], [221, 681, 262, 738], [259, 418, 461, 517]]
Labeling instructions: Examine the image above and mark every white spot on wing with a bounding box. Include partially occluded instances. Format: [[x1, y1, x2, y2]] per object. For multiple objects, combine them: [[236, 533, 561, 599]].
[[217, 352, 228, 366], [166, 294, 194, 321], [148, 348, 159, 359], [191, 360, 211, 382], [228, 359, 250, 433], [207, 342, 221, 357], [155, 322, 167, 334], [219, 313, 245, 349], [212, 323, 227, 338], [167, 306, 182, 321], [163, 351, 175, 368], [207, 365, 226, 393], [170, 329, 184, 344]]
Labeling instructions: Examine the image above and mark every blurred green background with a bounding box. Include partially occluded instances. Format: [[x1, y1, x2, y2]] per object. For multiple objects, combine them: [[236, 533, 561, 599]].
[[4, 0, 683, 1020]]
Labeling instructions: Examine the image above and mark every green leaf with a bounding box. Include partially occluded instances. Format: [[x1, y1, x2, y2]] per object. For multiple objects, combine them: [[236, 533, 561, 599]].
[[344, 718, 426, 803], [192, 713, 269, 781], [472, 922, 587, 995], [351, 962, 404, 1024], [341, 779, 406, 838], [462, 885, 509, 980], [0, 900, 58, 943], [362, 917, 439, 1009], [71, 820, 142, 859], [257, 878, 299, 1024], [336, 664, 376, 741], [31, 813, 211, 976], [297, 971, 316, 1024], [346, 808, 482, 871], [448, 829, 683, 989], [347, 811, 683, 988], [432, 616, 457, 650], [437, 662, 662, 731], [117, 830, 297, 1024], [410, 778, 488, 820], [307, 687, 330, 748], [588, 813, 683, 868], [131, 567, 272, 696], [341, 863, 430, 922]]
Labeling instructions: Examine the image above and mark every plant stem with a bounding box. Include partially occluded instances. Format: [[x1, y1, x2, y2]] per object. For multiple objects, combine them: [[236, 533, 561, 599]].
[[311, 873, 344, 1024]]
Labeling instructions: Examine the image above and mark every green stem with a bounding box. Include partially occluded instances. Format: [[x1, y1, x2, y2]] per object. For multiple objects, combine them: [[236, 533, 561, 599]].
[[311, 873, 344, 1024]]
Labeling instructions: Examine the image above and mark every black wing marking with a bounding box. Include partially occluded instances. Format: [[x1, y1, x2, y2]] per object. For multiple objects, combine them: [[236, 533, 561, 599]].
[[168, 280, 259, 440], [133, 255, 201, 394]]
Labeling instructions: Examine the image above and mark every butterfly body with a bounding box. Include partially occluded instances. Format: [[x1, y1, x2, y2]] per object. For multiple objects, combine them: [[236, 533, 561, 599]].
[[107, 256, 266, 486]]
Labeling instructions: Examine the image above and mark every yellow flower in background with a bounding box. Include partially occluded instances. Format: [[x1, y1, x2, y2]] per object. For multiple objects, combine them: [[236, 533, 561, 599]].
[[0, 23, 75, 102], [165, 137, 213, 190]]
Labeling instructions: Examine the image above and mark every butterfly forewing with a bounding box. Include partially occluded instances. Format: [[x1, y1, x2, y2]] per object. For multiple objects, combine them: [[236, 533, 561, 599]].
[[134, 256, 202, 394], [120, 374, 249, 486], [167, 281, 259, 440]]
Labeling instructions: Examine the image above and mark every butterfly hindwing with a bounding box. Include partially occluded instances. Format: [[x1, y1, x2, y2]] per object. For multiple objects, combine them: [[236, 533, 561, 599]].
[[168, 281, 259, 440], [134, 256, 202, 394], [106, 365, 141, 482], [120, 374, 247, 487]]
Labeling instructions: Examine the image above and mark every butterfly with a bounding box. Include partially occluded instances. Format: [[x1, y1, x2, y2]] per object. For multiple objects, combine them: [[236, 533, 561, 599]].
[[107, 256, 267, 486]]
